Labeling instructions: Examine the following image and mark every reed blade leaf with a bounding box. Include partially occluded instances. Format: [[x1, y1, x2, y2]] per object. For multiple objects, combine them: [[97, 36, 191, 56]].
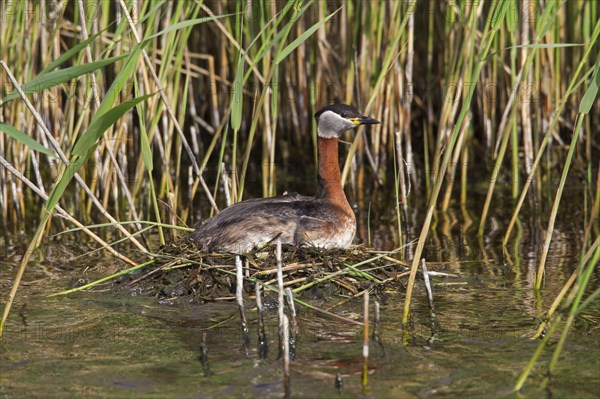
[[579, 60, 599, 114], [46, 95, 152, 212], [231, 54, 245, 131], [139, 108, 153, 171], [505, 0, 517, 32], [505, 43, 584, 49], [0, 123, 56, 158], [491, 0, 511, 29], [579, 81, 598, 114], [92, 44, 144, 121], [146, 14, 236, 40], [1, 54, 129, 104], [40, 31, 103, 75], [274, 7, 341, 64]]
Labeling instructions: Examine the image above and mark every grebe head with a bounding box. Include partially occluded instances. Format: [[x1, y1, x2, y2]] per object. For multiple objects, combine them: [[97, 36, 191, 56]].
[[314, 104, 380, 138]]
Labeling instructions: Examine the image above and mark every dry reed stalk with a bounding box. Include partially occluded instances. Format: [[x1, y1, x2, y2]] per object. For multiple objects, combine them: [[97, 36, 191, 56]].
[[394, 125, 408, 216]]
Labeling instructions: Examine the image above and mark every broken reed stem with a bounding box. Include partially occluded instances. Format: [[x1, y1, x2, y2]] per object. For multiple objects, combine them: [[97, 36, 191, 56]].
[[284, 287, 298, 360], [221, 162, 232, 207], [404, 8, 416, 189], [373, 300, 381, 343], [276, 241, 285, 358], [235, 255, 249, 344], [282, 313, 291, 399], [335, 373, 343, 393], [422, 258, 438, 341], [284, 288, 298, 335], [362, 290, 370, 391], [394, 129, 408, 213], [421, 259, 435, 313], [255, 283, 268, 359], [199, 332, 213, 376]]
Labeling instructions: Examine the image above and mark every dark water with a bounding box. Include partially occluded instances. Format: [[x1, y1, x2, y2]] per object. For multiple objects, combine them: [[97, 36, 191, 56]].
[[1, 191, 599, 398]]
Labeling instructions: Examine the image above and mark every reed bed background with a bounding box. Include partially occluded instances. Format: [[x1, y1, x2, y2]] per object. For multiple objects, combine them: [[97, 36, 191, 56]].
[[0, 0, 599, 388]]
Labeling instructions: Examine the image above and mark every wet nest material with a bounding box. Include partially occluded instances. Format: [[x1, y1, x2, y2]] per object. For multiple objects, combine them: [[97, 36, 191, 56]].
[[117, 239, 411, 302]]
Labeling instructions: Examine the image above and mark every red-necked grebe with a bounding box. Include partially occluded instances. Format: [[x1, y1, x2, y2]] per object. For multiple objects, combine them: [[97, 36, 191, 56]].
[[189, 103, 380, 253]]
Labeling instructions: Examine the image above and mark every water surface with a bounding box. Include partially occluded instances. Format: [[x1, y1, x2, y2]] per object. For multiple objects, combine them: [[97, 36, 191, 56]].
[[1, 194, 598, 398]]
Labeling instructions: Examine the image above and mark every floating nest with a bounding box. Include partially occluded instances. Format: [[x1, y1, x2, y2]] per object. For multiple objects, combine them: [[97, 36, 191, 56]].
[[116, 239, 411, 302]]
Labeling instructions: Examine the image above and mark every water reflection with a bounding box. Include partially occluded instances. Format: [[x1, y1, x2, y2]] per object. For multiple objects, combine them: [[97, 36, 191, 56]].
[[0, 188, 598, 398]]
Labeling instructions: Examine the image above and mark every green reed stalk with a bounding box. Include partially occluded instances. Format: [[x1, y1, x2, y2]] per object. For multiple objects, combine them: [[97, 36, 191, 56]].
[[514, 313, 562, 391], [532, 270, 576, 339], [479, 0, 568, 235], [392, 129, 403, 249], [504, 18, 600, 244], [535, 55, 599, 288], [533, 114, 584, 288], [135, 78, 165, 245], [515, 237, 599, 390], [506, 17, 519, 197], [403, 0, 510, 324]]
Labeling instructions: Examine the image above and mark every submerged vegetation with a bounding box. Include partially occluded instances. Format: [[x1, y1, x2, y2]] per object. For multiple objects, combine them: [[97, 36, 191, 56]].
[[0, 0, 598, 393]]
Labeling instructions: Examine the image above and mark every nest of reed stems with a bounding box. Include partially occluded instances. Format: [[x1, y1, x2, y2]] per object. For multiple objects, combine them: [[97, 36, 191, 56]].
[[115, 239, 410, 302]]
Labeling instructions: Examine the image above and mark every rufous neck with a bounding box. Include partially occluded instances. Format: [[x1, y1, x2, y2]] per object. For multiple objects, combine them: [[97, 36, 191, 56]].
[[317, 137, 345, 202]]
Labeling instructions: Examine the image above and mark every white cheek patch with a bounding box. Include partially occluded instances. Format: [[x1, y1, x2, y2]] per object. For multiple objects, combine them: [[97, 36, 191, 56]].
[[317, 110, 356, 138]]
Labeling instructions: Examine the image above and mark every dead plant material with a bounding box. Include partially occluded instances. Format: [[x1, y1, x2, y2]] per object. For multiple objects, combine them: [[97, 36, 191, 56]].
[[116, 239, 410, 302]]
